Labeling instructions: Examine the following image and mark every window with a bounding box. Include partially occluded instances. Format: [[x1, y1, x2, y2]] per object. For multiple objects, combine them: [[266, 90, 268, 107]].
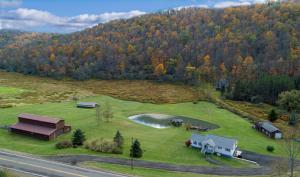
[[217, 146, 222, 149], [193, 141, 197, 145], [198, 142, 202, 146], [225, 148, 230, 152]]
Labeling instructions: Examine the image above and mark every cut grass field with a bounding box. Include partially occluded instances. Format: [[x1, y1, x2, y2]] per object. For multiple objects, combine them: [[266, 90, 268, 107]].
[[81, 162, 267, 177], [0, 95, 285, 167]]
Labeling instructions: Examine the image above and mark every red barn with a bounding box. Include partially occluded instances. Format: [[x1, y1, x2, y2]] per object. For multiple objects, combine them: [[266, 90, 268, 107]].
[[10, 113, 71, 140]]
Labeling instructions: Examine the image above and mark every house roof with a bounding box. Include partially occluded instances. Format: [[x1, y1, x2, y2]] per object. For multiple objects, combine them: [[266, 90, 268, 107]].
[[260, 121, 280, 133], [10, 122, 56, 136], [18, 113, 61, 124], [191, 134, 237, 150], [77, 102, 98, 107]]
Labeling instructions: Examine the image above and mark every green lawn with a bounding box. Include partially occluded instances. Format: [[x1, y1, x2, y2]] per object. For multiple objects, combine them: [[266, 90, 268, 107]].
[[0, 96, 285, 166], [81, 162, 266, 177]]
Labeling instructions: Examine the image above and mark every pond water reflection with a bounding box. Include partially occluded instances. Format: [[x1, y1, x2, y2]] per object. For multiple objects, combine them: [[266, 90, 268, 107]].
[[128, 113, 219, 129]]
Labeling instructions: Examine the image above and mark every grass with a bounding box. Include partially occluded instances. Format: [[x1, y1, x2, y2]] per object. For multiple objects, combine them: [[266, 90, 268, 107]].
[[0, 71, 201, 105], [81, 162, 266, 177], [0, 95, 286, 167], [0, 86, 25, 96]]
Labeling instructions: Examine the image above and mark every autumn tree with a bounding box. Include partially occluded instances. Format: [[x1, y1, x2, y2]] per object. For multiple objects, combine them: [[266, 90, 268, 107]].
[[95, 104, 102, 125], [154, 63, 166, 80], [102, 101, 113, 122], [199, 55, 214, 82], [283, 128, 300, 177]]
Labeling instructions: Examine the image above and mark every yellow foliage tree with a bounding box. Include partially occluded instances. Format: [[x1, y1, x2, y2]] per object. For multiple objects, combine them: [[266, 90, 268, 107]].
[[49, 53, 56, 62], [127, 44, 136, 54], [154, 63, 166, 77]]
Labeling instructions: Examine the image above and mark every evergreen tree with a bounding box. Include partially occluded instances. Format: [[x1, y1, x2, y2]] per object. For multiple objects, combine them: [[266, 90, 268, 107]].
[[72, 129, 86, 146], [130, 139, 143, 158], [268, 109, 278, 122], [289, 111, 298, 126], [113, 130, 124, 148]]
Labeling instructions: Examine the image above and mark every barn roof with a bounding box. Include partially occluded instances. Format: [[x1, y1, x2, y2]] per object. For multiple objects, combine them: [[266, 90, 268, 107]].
[[191, 134, 237, 150], [77, 102, 98, 107], [261, 121, 280, 133], [10, 122, 56, 136], [18, 113, 62, 124]]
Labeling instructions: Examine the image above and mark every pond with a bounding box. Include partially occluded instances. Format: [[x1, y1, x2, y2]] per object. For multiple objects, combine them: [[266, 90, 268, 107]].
[[128, 113, 219, 129]]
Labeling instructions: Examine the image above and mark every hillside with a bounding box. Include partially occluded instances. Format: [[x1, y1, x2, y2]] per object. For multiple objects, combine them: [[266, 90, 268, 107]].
[[0, 3, 299, 84]]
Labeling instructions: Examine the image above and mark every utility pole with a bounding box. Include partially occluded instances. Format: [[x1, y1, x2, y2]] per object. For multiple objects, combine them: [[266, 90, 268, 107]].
[[131, 137, 134, 170]]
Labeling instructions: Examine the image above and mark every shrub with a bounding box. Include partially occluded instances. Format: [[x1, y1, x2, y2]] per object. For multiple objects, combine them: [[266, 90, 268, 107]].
[[185, 123, 192, 131], [72, 129, 86, 146], [267, 145, 274, 152], [0, 104, 13, 109], [185, 140, 191, 147], [250, 95, 263, 104], [55, 140, 73, 149], [170, 119, 183, 127], [130, 139, 143, 158], [84, 139, 119, 154], [268, 109, 278, 122], [112, 147, 123, 154]]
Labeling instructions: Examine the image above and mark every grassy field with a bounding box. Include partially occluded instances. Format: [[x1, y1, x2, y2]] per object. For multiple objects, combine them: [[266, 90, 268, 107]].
[[0, 71, 293, 170], [81, 162, 266, 177], [0, 86, 25, 96], [0, 71, 201, 105], [0, 95, 285, 166]]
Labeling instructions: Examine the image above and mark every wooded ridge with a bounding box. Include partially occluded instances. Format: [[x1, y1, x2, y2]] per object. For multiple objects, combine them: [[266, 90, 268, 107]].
[[0, 3, 299, 88]]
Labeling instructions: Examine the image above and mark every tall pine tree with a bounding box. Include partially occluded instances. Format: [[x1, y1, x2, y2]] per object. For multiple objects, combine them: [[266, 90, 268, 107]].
[[72, 129, 86, 146], [130, 139, 143, 158]]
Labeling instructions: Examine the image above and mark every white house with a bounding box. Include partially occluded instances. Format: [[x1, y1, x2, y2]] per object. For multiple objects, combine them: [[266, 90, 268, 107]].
[[190, 134, 238, 157]]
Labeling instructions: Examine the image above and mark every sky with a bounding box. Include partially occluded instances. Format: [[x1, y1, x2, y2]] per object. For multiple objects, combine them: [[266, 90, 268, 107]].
[[0, 0, 265, 33]]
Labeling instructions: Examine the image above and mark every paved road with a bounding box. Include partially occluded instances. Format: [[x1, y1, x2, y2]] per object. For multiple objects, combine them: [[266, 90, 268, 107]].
[[49, 154, 272, 176], [0, 151, 127, 177]]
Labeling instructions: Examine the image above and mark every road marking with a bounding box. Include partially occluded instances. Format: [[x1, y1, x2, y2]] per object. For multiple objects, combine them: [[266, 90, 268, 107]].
[[0, 150, 126, 177], [0, 157, 87, 177]]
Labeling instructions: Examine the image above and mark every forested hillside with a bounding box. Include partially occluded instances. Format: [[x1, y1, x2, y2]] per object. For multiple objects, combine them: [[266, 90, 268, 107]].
[[0, 3, 300, 104]]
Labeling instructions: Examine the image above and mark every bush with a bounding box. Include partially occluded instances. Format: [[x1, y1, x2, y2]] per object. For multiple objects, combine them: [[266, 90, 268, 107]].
[[0, 104, 13, 109], [250, 95, 263, 104], [55, 140, 73, 149], [268, 109, 278, 122], [185, 140, 191, 147], [84, 139, 120, 154], [267, 145, 274, 152]]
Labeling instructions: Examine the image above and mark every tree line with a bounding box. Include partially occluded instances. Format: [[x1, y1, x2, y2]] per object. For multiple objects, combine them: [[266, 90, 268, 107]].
[[0, 2, 299, 104]]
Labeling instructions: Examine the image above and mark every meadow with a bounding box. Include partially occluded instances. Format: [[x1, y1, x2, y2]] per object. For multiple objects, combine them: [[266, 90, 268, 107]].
[[0, 95, 285, 166], [0, 71, 290, 168]]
